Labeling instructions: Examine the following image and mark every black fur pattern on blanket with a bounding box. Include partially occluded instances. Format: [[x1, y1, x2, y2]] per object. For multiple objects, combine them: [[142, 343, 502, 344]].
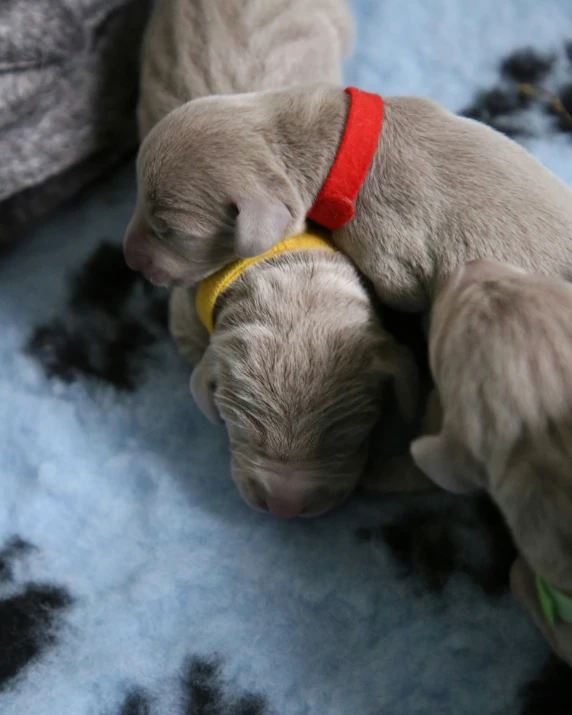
[[0, 544, 269, 715]]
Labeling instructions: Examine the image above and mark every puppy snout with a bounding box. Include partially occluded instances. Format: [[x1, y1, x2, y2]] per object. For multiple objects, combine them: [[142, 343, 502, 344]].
[[263, 481, 339, 519], [241, 470, 346, 519], [124, 248, 152, 273], [123, 215, 149, 272], [265, 495, 305, 519]]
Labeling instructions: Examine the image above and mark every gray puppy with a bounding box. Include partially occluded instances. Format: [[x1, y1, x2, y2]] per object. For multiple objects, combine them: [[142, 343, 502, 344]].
[[125, 84, 572, 308], [171, 238, 418, 517], [127, 2, 353, 276], [410, 259, 572, 664]]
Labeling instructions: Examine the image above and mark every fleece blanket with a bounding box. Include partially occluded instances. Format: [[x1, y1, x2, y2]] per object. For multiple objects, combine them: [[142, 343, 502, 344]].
[[1, 1, 572, 714], [0, 0, 151, 241]]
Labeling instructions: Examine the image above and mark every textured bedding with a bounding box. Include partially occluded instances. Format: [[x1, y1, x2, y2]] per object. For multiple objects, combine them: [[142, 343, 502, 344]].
[[0, 0, 151, 242], [1, 1, 572, 714]]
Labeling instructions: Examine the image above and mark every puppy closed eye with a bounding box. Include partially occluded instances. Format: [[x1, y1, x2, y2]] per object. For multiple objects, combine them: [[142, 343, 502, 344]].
[[154, 226, 174, 242], [146, 218, 174, 244], [209, 204, 239, 236]]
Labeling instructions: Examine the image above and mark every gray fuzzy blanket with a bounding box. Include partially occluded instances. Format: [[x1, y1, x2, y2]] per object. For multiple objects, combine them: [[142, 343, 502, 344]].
[[0, 0, 151, 242]]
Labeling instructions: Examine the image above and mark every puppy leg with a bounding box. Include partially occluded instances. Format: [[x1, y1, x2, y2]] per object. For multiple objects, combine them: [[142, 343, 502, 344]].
[[410, 431, 479, 494], [169, 286, 210, 367]]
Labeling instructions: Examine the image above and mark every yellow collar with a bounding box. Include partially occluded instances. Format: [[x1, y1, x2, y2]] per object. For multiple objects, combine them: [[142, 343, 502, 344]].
[[195, 231, 337, 333]]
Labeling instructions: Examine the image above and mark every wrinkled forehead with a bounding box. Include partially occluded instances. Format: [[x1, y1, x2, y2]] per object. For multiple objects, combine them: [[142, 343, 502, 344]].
[[226, 370, 378, 452], [137, 144, 207, 202], [135, 156, 233, 236], [139, 100, 265, 196]]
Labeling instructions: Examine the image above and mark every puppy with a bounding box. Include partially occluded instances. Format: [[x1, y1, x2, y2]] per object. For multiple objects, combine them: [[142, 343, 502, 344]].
[[124, 84, 572, 306], [136, 0, 353, 139], [410, 259, 572, 663], [127, 1, 353, 278], [170, 232, 418, 517]]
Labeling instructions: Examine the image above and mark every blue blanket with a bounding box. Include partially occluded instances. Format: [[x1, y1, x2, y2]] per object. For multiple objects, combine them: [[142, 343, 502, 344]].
[[1, 1, 572, 713]]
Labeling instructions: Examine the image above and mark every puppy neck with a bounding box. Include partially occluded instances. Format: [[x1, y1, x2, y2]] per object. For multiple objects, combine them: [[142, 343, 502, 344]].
[[262, 85, 351, 209], [308, 87, 384, 230], [264, 85, 387, 231], [195, 230, 337, 333]]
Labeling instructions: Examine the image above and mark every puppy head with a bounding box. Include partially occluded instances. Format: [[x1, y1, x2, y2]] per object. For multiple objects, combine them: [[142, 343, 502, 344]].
[[124, 95, 307, 286], [430, 259, 529, 369], [191, 307, 417, 518]]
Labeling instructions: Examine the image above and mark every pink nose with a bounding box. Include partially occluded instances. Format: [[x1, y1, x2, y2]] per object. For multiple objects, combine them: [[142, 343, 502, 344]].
[[265, 496, 304, 519], [123, 215, 150, 272], [124, 249, 151, 273]]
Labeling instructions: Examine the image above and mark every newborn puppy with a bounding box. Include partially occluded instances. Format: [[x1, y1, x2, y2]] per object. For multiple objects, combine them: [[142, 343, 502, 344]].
[[126, 0, 354, 278], [171, 233, 418, 517], [410, 259, 572, 662], [125, 84, 572, 301], [137, 0, 353, 139]]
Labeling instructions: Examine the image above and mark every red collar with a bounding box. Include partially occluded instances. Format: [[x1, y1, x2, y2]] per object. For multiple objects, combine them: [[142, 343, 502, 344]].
[[307, 87, 384, 230]]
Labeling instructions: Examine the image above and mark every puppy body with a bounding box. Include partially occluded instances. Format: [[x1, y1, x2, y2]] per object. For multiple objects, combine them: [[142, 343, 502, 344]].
[[170, 249, 417, 517], [137, 0, 353, 138], [410, 259, 572, 661], [127, 85, 572, 308]]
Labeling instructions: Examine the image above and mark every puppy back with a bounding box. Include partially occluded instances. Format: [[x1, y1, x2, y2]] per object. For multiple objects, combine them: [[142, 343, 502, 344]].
[[431, 271, 572, 469], [138, 0, 354, 137]]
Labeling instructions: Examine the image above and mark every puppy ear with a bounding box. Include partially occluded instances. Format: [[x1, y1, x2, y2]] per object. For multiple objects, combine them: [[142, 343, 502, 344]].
[[234, 195, 292, 258], [378, 342, 419, 423], [190, 348, 222, 424], [410, 433, 478, 494], [453, 259, 526, 287]]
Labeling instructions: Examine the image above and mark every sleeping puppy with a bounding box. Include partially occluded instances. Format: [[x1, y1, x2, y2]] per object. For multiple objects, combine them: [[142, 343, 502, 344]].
[[127, 1, 353, 277], [136, 0, 353, 139], [410, 259, 572, 664], [170, 231, 418, 517], [124, 84, 572, 305]]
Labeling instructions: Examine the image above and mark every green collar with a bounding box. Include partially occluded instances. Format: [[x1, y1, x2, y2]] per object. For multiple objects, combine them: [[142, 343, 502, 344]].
[[536, 575, 572, 628]]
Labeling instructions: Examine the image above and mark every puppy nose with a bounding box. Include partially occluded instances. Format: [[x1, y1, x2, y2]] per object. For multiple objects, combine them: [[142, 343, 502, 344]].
[[265, 496, 304, 519], [124, 248, 151, 273], [123, 215, 148, 271]]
